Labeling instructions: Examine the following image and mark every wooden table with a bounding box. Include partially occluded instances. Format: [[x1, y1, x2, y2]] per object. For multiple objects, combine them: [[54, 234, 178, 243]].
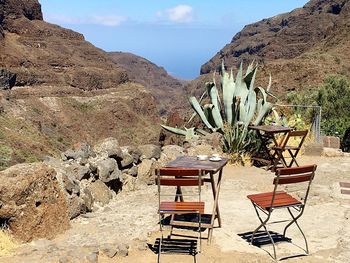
[[165, 156, 228, 241], [249, 125, 293, 170]]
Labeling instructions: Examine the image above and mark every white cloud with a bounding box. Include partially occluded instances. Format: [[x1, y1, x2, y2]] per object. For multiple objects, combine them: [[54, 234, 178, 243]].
[[91, 15, 127, 26], [157, 5, 194, 23], [45, 14, 127, 26]]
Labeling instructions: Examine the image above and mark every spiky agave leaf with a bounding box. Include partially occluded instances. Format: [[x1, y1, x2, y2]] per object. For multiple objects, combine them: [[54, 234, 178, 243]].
[[221, 62, 236, 125], [253, 101, 274, 125], [207, 83, 224, 129], [189, 96, 215, 131], [160, 125, 197, 140]]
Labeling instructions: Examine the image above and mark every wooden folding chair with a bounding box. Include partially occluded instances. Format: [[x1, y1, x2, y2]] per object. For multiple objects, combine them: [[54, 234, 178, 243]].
[[247, 165, 317, 260], [273, 130, 308, 168], [156, 168, 205, 262]]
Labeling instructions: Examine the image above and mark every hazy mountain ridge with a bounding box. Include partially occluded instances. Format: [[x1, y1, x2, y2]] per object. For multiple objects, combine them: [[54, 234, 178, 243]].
[[108, 52, 187, 115]]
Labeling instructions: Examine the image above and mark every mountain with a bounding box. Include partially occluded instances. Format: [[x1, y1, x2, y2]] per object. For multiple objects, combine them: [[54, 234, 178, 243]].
[[200, 0, 350, 95], [0, 0, 128, 89], [0, 0, 162, 168], [108, 52, 187, 115]]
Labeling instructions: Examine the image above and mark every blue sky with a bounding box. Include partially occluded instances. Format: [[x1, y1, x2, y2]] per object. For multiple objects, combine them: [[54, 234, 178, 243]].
[[39, 0, 309, 80]]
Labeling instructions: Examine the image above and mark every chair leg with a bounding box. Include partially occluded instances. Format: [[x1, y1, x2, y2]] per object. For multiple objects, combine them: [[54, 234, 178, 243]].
[[251, 204, 277, 260], [283, 208, 308, 254], [158, 231, 163, 263], [208, 228, 213, 244]]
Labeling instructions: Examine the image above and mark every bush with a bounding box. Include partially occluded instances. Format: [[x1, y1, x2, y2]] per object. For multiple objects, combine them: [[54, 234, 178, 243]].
[[286, 75, 350, 139]]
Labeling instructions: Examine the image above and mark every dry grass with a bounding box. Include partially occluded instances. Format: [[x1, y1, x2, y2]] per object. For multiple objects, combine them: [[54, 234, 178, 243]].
[[0, 229, 18, 257]]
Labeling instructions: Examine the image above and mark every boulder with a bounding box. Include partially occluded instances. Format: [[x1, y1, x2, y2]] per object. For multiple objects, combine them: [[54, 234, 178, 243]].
[[121, 146, 142, 163], [322, 147, 344, 157], [86, 180, 112, 206], [120, 152, 134, 168], [126, 165, 138, 177], [67, 195, 87, 219], [0, 163, 69, 242], [322, 136, 341, 149], [93, 137, 122, 158], [0, 69, 16, 90], [158, 145, 184, 165], [61, 173, 80, 195], [138, 144, 161, 160], [137, 159, 158, 185], [65, 163, 90, 181], [62, 142, 95, 161], [96, 158, 122, 183], [81, 188, 94, 212]]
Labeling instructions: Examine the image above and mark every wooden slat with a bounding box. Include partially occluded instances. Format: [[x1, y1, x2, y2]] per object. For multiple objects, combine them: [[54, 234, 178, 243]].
[[276, 165, 316, 175], [288, 130, 308, 137], [274, 174, 313, 185], [157, 168, 201, 177], [159, 178, 203, 186], [340, 182, 350, 188], [165, 156, 228, 173], [247, 191, 301, 210], [341, 189, 350, 195], [160, 201, 205, 214]]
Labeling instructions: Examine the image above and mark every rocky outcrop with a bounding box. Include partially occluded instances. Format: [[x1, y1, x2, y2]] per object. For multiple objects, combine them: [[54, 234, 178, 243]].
[[199, 0, 350, 94], [41, 136, 222, 219], [0, 163, 69, 242], [0, 68, 16, 90]]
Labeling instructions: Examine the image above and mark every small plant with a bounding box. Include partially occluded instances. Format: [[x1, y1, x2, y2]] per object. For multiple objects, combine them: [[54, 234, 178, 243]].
[[162, 62, 277, 157], [0, 228, 18, 257]]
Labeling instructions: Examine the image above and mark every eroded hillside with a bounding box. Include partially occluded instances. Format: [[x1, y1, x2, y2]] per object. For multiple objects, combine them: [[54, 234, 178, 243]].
[[0, 0, 161, 169], [199, 0, 350, 96]]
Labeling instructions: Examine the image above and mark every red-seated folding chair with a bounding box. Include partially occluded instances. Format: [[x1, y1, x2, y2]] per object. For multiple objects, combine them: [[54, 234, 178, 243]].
[[156, 168, 205, 263], [247, 164, 317, 260]]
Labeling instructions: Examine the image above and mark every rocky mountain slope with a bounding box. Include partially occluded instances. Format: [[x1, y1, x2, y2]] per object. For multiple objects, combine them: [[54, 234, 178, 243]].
[[109, 52, 187, 115], [0, 0, 128, 89], [0, 0, 163, 168], [200, 0, 350, 95]]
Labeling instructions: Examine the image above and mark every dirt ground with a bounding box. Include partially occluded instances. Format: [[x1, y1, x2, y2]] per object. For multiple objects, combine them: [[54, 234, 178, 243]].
[[2, 156, 350, 262]]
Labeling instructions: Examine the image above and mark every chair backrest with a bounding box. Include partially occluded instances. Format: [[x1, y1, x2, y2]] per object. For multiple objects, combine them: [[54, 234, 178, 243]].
[[272, 164, 317, 207], [156, 168, 204, 187], [280, 130, 308, 149], [156, 168, 204, 208]]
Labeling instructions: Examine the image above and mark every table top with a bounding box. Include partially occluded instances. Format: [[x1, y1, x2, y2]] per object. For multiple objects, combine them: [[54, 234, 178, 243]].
[[249, 125, 292, 134], [165, 156, 228, 173]]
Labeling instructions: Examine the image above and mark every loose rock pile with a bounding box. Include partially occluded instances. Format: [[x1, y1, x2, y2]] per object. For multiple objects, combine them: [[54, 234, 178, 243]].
[[0, 135, 221, 245], [45, 136, 221, 219]]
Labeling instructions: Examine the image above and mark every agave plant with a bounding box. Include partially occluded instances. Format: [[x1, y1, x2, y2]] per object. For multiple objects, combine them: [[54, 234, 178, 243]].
[[162, 62, 277, 154]]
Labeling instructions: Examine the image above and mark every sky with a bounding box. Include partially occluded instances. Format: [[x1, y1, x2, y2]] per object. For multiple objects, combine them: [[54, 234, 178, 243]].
[[39, 0, 309, 80]]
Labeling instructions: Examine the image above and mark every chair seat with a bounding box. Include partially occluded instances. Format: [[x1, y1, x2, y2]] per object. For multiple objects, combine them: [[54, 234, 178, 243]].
[[247, 191, 301, 210], [159, 201, 205, 214]]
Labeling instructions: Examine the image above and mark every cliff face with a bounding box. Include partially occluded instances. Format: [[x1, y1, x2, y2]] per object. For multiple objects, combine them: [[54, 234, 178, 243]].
[[200, 0, 350, 93], [0, 0, 162, 168], [0, 0, 128, 89]]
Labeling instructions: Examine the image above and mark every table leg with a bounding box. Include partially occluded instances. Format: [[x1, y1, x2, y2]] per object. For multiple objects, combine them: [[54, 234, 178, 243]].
[[174, 186, 184, 202], [208, 169, 223, 242]]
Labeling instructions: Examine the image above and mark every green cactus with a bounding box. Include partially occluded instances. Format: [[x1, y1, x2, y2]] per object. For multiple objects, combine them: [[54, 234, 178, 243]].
[[161, 62, 276, 154]]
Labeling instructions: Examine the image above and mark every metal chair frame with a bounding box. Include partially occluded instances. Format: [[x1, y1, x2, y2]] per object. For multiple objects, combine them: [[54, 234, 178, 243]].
[[248, 165, 317, 261], [273, 130, 308, 168], [156, 168, 205, 263]]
